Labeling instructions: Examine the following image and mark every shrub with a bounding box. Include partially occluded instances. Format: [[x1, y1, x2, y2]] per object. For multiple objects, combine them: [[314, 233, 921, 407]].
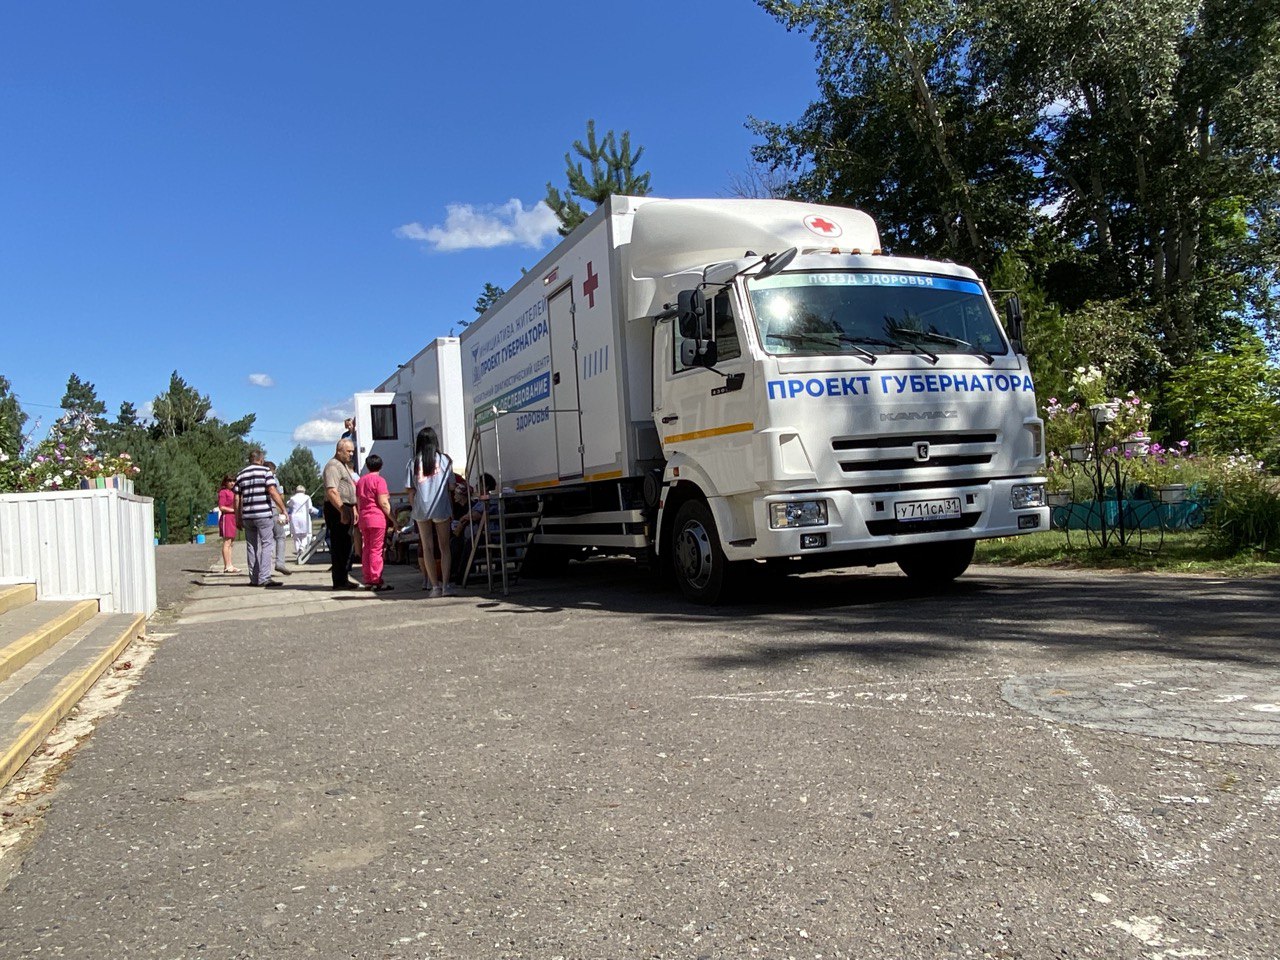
[[1206, 470, 1280, 556]]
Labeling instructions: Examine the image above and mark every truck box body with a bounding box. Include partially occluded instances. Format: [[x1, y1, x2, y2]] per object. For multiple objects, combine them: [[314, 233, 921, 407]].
[[361, 336, 466, 491], [442, 197, 1046, 600], [461, 197, 651, 492]]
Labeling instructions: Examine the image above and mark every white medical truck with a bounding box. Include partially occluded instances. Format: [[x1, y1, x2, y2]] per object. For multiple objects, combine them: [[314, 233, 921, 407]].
[[356, 336, 467, 492], [449, 196, 1046, 602]]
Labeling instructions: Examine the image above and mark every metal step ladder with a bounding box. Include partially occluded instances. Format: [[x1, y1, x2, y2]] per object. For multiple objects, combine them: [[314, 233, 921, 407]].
[[457, 415, 543, 596]]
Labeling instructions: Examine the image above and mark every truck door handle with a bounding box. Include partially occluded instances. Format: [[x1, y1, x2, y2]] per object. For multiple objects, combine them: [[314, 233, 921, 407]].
[[661, 415, 679, 424]]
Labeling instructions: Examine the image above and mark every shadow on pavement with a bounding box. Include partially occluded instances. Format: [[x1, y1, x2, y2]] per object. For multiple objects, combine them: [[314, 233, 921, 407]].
[[407, 555, 1280, 672]]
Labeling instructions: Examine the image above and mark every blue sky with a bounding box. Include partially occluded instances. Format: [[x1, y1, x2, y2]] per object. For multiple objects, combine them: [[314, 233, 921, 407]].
[[1, 2, 817, 464]]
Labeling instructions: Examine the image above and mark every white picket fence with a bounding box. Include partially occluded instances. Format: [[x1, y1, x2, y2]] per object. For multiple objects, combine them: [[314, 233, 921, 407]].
[[0, 488, 157, 615]]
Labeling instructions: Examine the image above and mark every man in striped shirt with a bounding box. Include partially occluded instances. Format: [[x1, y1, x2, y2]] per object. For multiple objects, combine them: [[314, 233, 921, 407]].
[[235, 448, 289, 587]]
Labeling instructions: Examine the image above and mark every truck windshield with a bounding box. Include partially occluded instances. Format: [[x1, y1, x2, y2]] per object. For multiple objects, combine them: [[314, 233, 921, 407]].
[[746, 271, 1009, 359]]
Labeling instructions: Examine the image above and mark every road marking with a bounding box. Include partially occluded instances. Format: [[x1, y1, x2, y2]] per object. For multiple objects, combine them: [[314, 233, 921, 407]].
[[698, 678, 1007, 721]]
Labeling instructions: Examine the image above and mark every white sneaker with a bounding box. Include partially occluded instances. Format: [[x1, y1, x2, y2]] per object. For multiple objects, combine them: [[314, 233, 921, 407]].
[[429, 585, 443, 598], [442, 583, 458, 597]]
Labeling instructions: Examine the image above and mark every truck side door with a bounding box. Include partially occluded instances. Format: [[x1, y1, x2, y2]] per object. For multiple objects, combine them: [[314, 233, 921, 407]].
[[656, 288, 756, 496], [548, 284, 584, 480]]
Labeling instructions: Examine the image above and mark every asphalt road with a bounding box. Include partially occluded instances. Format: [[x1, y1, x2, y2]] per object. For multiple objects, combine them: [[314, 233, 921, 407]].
[[1, 556, 1278, 959]]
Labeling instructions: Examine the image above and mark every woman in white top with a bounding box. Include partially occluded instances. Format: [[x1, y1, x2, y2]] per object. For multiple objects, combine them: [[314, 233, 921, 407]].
[[407, 426, 455, 596]]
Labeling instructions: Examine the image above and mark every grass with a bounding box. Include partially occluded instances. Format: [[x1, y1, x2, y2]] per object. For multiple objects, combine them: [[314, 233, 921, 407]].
[[975, 529, 1280, 576]]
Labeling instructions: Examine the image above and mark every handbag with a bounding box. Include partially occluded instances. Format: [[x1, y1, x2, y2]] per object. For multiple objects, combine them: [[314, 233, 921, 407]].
[[339, 503, 355, 525]]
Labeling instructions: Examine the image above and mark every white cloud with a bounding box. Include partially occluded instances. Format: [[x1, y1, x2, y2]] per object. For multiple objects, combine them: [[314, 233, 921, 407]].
[[395, 199, 560, 252], [248, 373, 275, 388], [292, 419, 347, 443]]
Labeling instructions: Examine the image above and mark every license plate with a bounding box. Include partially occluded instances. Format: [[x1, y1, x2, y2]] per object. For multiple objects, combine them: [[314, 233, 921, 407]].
[[894, 497, 962, 522]]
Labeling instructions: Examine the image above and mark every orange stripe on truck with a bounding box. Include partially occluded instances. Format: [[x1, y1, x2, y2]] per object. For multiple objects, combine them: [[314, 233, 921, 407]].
[[665, 422, 755, 444]]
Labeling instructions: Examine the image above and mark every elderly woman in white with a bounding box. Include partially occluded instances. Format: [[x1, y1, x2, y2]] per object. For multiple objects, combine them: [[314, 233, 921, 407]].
[[286, 485, 320, 560]]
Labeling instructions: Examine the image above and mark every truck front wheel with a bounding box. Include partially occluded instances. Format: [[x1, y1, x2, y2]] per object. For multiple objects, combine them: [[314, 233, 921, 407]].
[[896, 540, 975, 584], [671, 500, 729, 604]]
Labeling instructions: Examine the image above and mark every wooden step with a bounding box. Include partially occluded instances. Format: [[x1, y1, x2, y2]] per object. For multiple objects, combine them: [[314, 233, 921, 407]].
[[0, 612, 145, 788], [0, 583, 37, 616], [0, 599, 99, 685]]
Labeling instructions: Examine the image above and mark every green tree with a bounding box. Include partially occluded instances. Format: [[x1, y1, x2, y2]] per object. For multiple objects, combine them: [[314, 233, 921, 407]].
[[57, 373, 109, 455], [985, 0, 1280, 362], [1162, 331, 1280, 457], [473, 282, 506, 318], [150, 371, 213, 439], [60, 373, 108, 424], [0, 375, 27, 457], [119, 372, 258, 539], [751, 0, 1042, 275], [276, 445, 322, 504], [99, 401, 147, 454], [134, 439, 212, 543], [545, 120, 652, 235], [0, 376, 27, 491]]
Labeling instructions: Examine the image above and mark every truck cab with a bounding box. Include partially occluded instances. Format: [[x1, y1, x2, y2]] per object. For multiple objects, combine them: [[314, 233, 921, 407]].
[[652, 249, 1047, 601]]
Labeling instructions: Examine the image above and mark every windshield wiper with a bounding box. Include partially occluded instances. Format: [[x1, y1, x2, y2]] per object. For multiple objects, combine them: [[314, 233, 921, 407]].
[[887, 326, 994, 365], [766, 331, 877, 365], [883, 327, 939, 364]]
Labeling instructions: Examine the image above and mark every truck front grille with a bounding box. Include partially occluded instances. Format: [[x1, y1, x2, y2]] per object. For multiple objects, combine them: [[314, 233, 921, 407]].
[[833, 431, 998, 475]]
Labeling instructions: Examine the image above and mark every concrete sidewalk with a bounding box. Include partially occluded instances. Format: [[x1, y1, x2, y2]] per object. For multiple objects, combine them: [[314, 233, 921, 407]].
[[177, 537, 478, 625]]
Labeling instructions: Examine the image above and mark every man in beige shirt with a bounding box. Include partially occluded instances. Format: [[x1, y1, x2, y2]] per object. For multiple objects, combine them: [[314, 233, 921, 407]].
[[322, 438, 359, 590]]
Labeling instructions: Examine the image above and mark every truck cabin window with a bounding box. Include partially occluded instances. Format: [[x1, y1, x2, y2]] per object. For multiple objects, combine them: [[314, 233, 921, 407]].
[[747, 272, 1008, 359], [369, 404, 398, 440], [673, 288, 741, 372]]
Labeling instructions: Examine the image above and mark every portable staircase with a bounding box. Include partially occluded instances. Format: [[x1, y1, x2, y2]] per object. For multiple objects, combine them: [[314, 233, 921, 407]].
[[457, 414, 544, 595]]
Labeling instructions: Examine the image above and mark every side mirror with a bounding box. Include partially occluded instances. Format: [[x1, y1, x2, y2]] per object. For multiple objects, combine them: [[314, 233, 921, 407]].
[[676, 288, 708, 339], [680, 338, 718, 369], [1004, 293, 1025, 352], [757, 247, 798, 280]]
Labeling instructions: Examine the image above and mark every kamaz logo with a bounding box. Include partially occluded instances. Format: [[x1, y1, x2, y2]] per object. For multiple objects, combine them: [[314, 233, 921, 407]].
[[880, 410, 958, 421]]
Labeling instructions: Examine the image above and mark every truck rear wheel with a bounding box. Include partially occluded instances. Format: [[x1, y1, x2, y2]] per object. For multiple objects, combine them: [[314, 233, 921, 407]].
[[671, 500, 729, 604], [896, 540, 975, 584]]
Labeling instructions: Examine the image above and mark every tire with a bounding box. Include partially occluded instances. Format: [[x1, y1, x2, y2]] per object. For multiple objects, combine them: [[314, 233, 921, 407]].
[[896, 540, 975, 584], [670, 499, 730, 604]]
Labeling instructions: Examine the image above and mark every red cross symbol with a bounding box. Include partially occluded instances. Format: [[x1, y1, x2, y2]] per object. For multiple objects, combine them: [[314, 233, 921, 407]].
[[583, 261, 599, 309], [804, 214, 842, 238]]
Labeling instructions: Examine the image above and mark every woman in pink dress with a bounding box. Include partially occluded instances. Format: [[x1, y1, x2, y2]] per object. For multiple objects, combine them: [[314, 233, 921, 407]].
[[355, 454, 395, 591], [216, 475, 240, 573]]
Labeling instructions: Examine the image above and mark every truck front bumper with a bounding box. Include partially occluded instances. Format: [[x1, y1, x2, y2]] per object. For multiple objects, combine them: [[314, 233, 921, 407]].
[[723, 478, 1049, 562]]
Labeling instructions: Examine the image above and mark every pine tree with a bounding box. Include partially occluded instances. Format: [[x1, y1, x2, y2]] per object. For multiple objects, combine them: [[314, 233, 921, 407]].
[[0, 375, 27, 457], [474, 282, 506, 317], [276, 446, 322, 504], [150, 371, 213, 439], [545, 120, 651, 235]]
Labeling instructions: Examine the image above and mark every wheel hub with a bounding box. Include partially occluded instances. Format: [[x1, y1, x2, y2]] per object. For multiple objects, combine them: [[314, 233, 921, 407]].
[[675, 520, 713, 590]]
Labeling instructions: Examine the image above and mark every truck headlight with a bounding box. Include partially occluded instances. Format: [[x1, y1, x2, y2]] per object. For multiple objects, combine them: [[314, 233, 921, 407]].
[[769, 500, 828, 528], [1010, 484, 1046, 509]]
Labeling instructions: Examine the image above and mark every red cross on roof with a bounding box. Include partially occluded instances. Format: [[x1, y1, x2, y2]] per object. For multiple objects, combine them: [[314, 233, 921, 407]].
[[803, 213, 843, 238], [583, 261, 599, 308]]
